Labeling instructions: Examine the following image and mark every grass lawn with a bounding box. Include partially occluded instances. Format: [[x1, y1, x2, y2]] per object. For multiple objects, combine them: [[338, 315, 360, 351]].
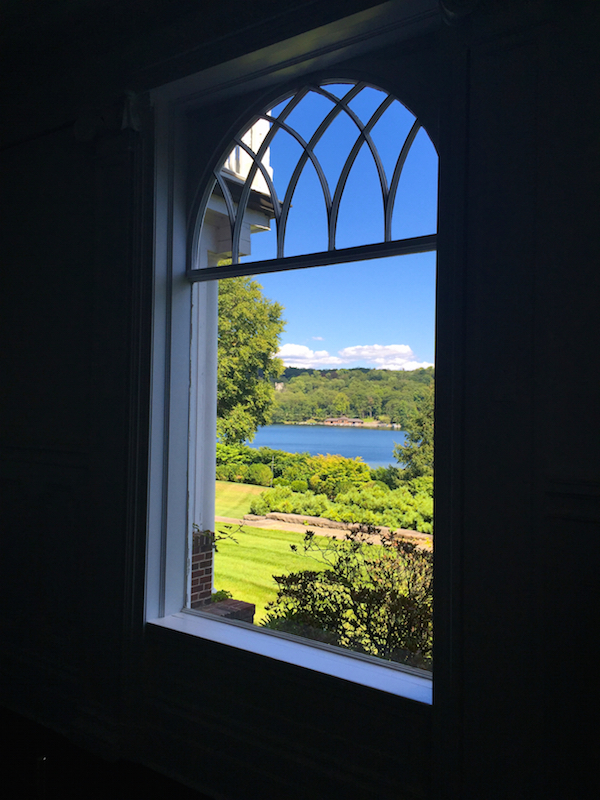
[[213, 522, 327, 623], [215, 480, 266, 518]]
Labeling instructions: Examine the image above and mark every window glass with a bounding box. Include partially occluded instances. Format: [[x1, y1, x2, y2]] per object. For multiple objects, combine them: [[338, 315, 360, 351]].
[[392, 128, 439, 240], [335, 143, 385, 249], [189, 81, 437, 673], [194, 81, 437, 269], [212, 255, 435, 671]]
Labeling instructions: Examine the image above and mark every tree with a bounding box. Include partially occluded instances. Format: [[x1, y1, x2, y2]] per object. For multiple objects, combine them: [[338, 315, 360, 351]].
[[307, 453, 371, 499], [217, 276, 285, 444], [393, 381, 434, 479], [333, 391, 350, 416]]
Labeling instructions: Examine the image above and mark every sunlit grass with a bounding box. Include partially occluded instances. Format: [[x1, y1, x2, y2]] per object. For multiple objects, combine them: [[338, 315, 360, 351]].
[[215, 480, 266, 518], [213, 522, 326, 622]]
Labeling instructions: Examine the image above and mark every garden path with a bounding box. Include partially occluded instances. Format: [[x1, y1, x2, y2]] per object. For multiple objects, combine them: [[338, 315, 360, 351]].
[[215, 514, 432, 549]]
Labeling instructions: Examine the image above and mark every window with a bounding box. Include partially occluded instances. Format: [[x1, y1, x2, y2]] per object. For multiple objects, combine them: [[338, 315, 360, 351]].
[[148, 11, 440, 704], [187, 80, 436, 665], [188, 81, 436, 276]]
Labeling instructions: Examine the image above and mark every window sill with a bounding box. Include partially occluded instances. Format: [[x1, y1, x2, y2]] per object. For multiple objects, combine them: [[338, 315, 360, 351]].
[[148, 611, 432, 704]]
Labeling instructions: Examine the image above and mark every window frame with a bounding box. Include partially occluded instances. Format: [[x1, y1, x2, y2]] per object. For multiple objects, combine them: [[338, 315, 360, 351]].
[[146, 0, 444, 704]]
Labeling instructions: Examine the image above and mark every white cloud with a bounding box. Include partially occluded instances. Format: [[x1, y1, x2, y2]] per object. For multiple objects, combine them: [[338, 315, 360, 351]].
[[278, 343, 344, 368], [279, 342, 433, 370], [311, 336, 324, 341], [337, 344, 433, 370]]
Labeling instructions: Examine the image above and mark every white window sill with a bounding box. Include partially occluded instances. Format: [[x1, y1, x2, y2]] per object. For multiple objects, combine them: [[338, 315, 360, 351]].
[[148, 611, 432, 704]]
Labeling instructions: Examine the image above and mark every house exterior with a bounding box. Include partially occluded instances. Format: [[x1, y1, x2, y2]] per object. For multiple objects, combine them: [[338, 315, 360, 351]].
[[198, 120, 275, 267]]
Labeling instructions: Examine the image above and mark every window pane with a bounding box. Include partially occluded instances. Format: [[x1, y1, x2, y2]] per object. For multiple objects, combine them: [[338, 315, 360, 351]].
[[347, 85, 389, 125], [208, 256, 434, 671], [370, 100, 417, 185], [189, 80, 437, 675], [392, 128, 438, 240], [313, 111, 362, 202], [320, 81, 357, 99], [283, 159, 329, 257], [283, 90, 336, 143], [335, 143, 385, 249]]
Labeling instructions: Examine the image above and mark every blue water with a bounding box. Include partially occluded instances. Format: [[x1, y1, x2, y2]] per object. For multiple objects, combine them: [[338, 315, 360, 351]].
[[246, 424, 407, 468]]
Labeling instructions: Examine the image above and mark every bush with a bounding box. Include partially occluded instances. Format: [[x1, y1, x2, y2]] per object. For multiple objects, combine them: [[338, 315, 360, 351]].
[[307, 453, 371, 499], [231, 464, 249, 483], [290, 479, 308, 493], [369, 465, 402, 489], [250, 482, 433, 534], [262, 528, 432, 669], [249, 486, 331, 517], [371, 480, 391, 492], [216, 442, 253, 465], [407, 475, 434, 497], [218, 447, 433, 532], [211, 589, 233, 602], [246, 462, 273, 486], [216, 464, 235, 481]]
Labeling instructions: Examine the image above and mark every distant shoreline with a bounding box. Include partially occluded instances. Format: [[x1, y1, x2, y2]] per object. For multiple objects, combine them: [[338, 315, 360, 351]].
[[278, 420, 402, 430]]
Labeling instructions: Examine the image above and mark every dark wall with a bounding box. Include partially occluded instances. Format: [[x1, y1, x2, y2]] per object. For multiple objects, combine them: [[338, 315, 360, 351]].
[[1, 2, 599, 798]]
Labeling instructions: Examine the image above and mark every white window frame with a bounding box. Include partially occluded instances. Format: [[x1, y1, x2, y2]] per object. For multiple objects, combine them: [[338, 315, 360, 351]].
[[146, 0, 440, 705]]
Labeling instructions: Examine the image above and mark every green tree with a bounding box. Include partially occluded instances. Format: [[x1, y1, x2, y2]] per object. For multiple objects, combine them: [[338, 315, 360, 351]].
[[217, 276, 285, 443], [394, 381, 434, 479], [333, 391, 350, 416], [307, 453, 371, 499]]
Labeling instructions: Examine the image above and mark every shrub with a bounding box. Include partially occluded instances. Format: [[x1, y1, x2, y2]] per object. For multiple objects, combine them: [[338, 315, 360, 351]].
[[216, 442, 253, 465], [369, 465, 402, 489], [249, 486, 331, 517], [246, 462, 273, 486], [371, 480, 391, 492], [407, 475, 434, 497], [249, 481, 433, 533], [231, 463, 249, 483], [211, 589, 233, 602], [307, 453, 371, 499], [290, 479, 308, 493], [249, 496, 269, 516], [216, 464, 235, 481], [262, 528, 432, 669]]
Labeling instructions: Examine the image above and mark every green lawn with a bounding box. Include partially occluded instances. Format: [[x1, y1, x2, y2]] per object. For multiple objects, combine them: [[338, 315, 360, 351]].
[[215, 480, 266, 518], [213, 481, 330, 623], [213, 522, 327, 623]]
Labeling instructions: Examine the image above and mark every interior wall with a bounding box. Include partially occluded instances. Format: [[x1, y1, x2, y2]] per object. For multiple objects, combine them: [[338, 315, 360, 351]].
[[1, 2, 599, 799]]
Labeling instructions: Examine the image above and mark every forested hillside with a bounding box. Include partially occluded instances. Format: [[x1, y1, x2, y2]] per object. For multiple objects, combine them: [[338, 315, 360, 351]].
[[271, 366, 434, 426]]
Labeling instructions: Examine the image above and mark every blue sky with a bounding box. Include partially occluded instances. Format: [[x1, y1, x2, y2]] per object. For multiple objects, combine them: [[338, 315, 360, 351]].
[[236, 83, 437, 370]]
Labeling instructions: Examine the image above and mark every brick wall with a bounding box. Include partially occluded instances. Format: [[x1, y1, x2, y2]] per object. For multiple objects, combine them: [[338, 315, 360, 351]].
[[190, 531, 213, 608], [189, 530, 255, 624]]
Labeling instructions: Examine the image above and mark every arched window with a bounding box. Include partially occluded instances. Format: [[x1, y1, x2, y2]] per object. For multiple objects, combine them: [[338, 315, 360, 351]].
[[184, 78, 438, 677], [148, 59, 438, 700], [189, 81, 437, 280]]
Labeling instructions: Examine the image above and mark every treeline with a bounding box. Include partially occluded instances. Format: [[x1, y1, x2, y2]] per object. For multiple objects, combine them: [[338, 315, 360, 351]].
[[271, 366, 434, 426]]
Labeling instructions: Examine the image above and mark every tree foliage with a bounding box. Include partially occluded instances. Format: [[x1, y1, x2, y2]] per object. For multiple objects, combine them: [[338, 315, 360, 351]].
[[262, 528, 433, 669], [306, 453, 371, 499], [393, 381, 434, 479], [216, 443, 434, 532], [271, 366, 434, 426], [217, 277, 285, 443]]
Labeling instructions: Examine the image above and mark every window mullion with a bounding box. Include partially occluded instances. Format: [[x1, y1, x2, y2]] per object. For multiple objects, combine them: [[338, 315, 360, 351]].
[[187, 234, 437, 282]]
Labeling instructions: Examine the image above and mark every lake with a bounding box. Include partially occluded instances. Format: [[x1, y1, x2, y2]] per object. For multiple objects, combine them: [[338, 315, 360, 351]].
[[246, 424, 407, 468]]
